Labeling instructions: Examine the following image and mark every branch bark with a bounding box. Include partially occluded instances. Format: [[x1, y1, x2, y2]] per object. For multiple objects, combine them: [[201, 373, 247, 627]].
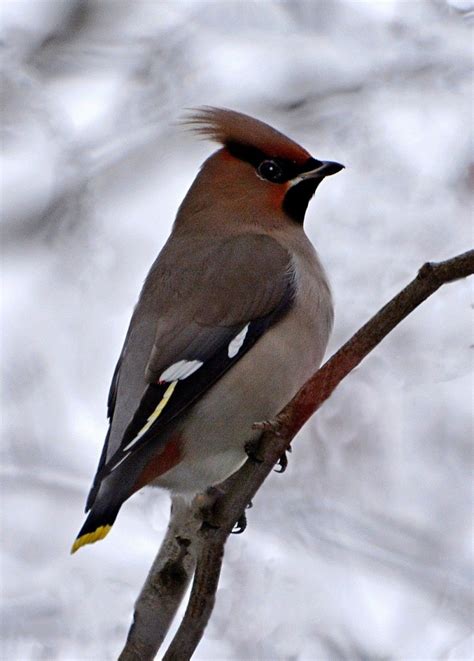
[[118, 496, 200, 661], [121, 250, 473, 660]]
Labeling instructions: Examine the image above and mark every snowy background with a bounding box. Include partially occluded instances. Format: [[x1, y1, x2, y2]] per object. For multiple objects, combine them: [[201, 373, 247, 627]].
[[1, 1, 472, 659]]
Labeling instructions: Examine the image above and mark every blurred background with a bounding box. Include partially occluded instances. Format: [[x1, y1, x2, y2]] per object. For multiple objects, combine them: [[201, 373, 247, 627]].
[[1, 1, 472, 659]]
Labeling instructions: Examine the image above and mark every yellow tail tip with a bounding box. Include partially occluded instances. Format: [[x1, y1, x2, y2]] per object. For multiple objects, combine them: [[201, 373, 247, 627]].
[[70, 524, 112, 554]]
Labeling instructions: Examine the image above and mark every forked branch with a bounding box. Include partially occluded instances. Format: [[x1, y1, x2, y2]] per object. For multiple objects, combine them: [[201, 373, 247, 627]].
[[118, 497, 200, 661], [120, 250, 473, 661]]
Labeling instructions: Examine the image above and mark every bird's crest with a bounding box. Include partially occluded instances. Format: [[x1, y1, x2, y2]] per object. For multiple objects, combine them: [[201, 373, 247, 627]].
[[185, 106, 311, 165]]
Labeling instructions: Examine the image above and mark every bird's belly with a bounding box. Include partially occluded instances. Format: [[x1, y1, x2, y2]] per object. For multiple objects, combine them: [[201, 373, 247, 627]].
[[153, 294, 331, 495]]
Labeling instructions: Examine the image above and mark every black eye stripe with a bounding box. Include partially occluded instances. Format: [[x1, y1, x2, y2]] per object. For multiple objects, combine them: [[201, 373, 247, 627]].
[[226, 142, 265, 167], [226, 142, 322, 183]]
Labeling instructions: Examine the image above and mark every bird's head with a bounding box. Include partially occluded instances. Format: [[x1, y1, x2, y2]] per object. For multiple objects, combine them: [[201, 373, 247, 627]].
[[177, 107, 344, 229]]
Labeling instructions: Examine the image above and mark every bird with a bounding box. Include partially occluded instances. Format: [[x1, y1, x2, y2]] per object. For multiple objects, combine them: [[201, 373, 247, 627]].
[[71, 107, 343, 553]]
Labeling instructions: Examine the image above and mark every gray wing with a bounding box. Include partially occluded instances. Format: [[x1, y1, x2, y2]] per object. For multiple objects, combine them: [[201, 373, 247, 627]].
[[87, 233, 295, 507]]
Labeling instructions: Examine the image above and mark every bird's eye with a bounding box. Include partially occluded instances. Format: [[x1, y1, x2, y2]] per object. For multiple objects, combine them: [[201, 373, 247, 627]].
[[257, 159, 285, 183]]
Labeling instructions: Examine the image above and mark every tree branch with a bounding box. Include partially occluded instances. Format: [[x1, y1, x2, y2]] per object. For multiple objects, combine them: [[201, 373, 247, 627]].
[[118, 496, 200, 661], [162, 531, 226, 661], [122, 250, 473, 660]]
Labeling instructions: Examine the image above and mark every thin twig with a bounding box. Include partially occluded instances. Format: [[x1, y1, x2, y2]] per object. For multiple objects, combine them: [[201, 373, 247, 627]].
[[118, 497, 200, 661], [162, 531, 226, 661], [160, 250, 473, 659]]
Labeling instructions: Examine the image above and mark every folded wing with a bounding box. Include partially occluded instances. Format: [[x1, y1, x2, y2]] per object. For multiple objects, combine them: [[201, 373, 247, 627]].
[[86, 233, 296, 509]]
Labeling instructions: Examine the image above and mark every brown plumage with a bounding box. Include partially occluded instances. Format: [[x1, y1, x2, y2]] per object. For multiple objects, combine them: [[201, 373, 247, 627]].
[[186, 106, 311, 164], [72, 107, 343, 553]]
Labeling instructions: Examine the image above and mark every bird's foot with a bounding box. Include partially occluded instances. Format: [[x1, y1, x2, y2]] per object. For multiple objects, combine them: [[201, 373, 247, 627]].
[[232, 511, 247, 534], [244, 439, 264, 464], [252, 417, 283, 437], [195, 486, 224, 531], [274, 444, 292, 473], [231, 500, 253, 534]]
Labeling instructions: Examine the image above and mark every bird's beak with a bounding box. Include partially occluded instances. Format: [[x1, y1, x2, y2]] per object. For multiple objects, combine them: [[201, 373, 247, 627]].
[[297, 160, 345, 181]]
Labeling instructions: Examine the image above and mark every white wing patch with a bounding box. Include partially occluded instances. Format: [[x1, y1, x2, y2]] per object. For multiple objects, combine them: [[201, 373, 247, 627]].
[[160, 359, 203, 382], [228, 324, 249, 358], [122, 380, 178, 452], [118, 337, 249, 461]]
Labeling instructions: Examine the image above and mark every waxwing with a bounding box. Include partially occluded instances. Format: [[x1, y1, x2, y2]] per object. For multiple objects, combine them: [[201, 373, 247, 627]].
[[72, 107, 343, 552]]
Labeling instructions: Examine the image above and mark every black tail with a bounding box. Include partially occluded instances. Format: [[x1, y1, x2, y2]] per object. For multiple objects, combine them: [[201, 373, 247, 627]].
[[71, 500, 122, 554]]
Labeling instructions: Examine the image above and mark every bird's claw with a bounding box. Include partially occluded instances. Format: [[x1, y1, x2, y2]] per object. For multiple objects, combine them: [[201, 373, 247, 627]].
[[232, 510, 247, 534], [274, 444, 292, 473], [231, 500, 253, 534]]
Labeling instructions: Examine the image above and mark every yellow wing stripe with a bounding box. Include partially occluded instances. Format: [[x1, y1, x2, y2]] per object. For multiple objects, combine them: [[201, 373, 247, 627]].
[[70, 524, 112, 554], [139, 380, 178, 433], [123, 380, 178, 452]]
